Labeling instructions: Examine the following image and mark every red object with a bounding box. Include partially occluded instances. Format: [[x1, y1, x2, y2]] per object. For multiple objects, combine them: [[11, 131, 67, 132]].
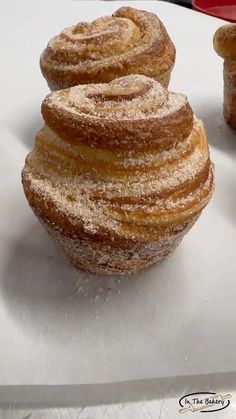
[[193, 0, 236, 22]]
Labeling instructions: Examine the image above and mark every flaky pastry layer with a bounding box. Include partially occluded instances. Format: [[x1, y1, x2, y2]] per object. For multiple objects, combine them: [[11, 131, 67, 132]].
[[40, 7, 176, 90], [22, 75, 214, 274]]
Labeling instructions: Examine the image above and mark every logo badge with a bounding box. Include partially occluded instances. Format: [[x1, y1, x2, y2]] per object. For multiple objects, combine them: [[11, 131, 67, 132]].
[[179, 392, 232, 414]]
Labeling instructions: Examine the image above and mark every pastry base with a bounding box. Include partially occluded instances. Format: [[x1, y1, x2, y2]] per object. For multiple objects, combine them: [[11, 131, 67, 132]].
[[224, 60, 236, 129], [40, 214, 199, 275]]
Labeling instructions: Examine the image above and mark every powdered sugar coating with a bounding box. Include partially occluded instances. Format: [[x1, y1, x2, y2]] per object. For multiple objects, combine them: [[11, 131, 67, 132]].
[[40, 6, 176, 89], [42, 75, 193, 152], [51, 75, 184, 121], [22, 75, 214, 274], [41, 215, 198, 275]]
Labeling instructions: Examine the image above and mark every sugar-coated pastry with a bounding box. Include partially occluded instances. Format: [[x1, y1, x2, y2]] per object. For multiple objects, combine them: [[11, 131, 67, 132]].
[[40, 7, 176, 90], [22, 75, 214, 275], [214, 24, 236, 128]]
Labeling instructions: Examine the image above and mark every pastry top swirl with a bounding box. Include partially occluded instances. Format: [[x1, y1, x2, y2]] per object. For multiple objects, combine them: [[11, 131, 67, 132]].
[[42, 74, 193, 152], [40, 6, 176, 88], [214, 24, 236, 58], [23, 74, 214, 246]]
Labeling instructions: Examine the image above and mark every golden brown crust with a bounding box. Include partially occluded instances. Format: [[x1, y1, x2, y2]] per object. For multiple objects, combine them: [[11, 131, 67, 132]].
[[213, 24, 236, 59], [224, 59, 236, 128], [213, 24, 236, 129], [40, 6, 176, 90], [41, 75, 193, 152], [22, 75, 214, 275], [40, 215, 199, 274]]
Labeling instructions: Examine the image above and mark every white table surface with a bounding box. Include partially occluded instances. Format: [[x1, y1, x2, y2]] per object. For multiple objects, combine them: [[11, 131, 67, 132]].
[[1, 398, 236, 419], [1, 0, 236, 417]]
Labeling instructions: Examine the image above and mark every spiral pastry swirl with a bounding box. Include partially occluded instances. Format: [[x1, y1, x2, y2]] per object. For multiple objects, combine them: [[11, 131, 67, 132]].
[[40, 7, 176, 90], [214, 24, 236, 128], [22, 75, 214, 275]]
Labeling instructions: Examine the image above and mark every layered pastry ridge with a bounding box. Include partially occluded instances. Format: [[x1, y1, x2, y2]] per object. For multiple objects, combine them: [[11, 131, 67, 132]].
[[214, 24, 236, 128], [22, 75, 214, 274], [40, 6, 176, 90]]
